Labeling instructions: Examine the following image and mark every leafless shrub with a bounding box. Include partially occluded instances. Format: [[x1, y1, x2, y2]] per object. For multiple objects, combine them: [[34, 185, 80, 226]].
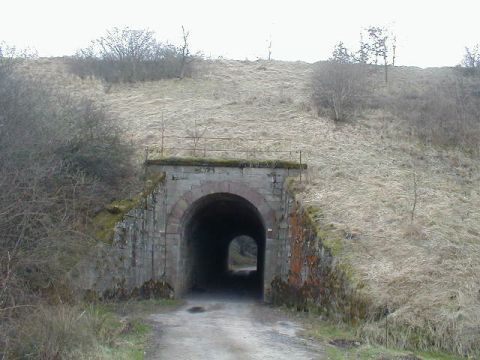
[[179, 25, 194, 79], [0, 41, 37, 61], [461, 45, 480, 69], [0, 51, 134, 355], [69, 27, 199, 83], [56, 98, 131, 182], [312, 61, 370, 121], [362, 26, 396, 83], [457, 45, 480, 77]]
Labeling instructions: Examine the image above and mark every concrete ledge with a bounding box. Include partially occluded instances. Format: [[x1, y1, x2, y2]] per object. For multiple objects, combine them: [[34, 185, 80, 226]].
[[146, 157, 307, 169]]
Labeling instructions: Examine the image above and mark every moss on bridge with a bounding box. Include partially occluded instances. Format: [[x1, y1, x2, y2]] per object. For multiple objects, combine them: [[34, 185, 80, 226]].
[[92, 173, 166, 243], [145, 156, 307, 169]]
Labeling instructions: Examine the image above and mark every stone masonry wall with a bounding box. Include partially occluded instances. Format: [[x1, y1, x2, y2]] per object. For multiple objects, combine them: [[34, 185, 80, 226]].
[[148, 163, 299, 298], [71, 186, 173, 300], [72, 160, 303, 300]]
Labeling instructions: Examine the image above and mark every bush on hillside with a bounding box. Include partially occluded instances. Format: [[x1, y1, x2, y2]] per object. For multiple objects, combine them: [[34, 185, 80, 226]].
[[312, 61, 370, 121], [55, 98, 131, 182], [69, 27, 197, 83], [314, 40, 480, 154]]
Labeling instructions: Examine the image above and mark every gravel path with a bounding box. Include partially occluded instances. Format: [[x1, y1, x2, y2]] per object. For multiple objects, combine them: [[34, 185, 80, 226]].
[[147, 295, 325, 360]]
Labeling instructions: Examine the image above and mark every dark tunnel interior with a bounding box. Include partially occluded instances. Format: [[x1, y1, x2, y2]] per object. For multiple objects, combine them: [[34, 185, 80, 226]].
[[182, 193, 266, 298]]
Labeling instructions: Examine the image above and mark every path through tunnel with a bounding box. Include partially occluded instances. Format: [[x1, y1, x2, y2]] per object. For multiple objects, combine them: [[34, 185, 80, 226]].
[[182, 193, 266, 298]]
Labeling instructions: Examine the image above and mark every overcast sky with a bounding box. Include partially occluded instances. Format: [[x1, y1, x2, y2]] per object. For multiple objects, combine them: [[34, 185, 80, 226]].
[[1, 0, 478, 68]]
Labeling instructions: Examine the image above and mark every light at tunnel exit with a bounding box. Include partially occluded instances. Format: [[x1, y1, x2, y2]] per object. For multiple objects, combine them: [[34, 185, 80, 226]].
[[182, 193, 266, 298]]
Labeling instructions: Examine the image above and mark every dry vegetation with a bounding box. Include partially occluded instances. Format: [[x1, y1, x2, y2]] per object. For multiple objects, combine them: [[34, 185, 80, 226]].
[[0, 56, 139, 358], [12, 57, 480, 357], [68, 27, 197, 83]]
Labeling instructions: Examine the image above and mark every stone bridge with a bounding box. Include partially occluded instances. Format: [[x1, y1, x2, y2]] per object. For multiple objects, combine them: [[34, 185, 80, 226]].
[[76, 157, 306, 301], [75, 156, 368, 323]]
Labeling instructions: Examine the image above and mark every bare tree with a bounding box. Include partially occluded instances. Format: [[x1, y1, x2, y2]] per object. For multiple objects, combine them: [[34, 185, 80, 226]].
[[357, 33, 371, 64], [70, 27, 195, 82], [95, 27, 156, 81], [179, 26, 191, 79], [267, 37, 272, 61], [391, 35, 397, 67], [0, 42, 37, 60], [96, 27, 156, 61], [365, 26, 390, 83], [462, 45, 480, 69], [331, 42, 355, 63]]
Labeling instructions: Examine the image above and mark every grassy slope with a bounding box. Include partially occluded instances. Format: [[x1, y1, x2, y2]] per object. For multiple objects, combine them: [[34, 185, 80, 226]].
[[27, 58, 480, 355], [279, 306, 465, 360]]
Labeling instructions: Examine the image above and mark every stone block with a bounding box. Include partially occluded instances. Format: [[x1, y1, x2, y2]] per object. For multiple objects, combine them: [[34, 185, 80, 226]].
[[166, 223, 180, 234]]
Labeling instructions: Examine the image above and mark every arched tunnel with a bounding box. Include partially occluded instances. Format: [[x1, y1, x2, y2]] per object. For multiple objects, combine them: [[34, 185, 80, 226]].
[[181, 193, 266, 298]]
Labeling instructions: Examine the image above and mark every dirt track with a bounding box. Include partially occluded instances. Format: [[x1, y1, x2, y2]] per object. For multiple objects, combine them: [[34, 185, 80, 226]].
[[147, 295, 324, 360]]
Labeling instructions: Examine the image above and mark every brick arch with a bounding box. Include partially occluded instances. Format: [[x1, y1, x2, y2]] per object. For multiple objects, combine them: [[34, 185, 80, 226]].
[[166, 181, 278, 238]]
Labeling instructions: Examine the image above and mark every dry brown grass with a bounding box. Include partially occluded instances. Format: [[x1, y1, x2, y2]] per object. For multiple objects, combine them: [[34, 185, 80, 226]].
[[1, 303, 153, 359], [26, 58, 480, 356]]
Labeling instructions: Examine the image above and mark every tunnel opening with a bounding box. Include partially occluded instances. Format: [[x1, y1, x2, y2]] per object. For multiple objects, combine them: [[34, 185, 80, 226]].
[[182, 193, 266, 298], [227, 235, 258, 272]]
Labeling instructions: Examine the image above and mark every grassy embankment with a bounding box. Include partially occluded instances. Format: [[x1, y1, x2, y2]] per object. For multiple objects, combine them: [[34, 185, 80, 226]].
[[15, 299, 180, 360], [24, 58, 480, 358]]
